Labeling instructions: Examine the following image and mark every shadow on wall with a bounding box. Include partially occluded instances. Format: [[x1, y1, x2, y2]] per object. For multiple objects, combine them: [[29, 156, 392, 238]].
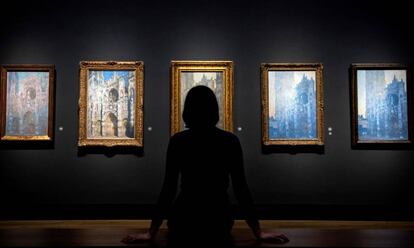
[[262, 145, 325, 154], [77, 146, 144, 157]]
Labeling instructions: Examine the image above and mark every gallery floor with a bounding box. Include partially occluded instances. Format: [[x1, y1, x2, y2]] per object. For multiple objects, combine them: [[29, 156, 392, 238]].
[[0, 220, 414, 247]]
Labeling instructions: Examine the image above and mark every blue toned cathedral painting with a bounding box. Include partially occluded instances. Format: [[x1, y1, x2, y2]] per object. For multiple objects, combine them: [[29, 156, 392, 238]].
[[180, 72, 223, 129], [268, 71, 317, 139], [5, 72, 50, 136], [357, 70, 408, 141], [87, 71, 136, 139]]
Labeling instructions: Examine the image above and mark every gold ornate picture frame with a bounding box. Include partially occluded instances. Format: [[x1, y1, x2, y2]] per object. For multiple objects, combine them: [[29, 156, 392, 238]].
[[170, 61, 233, 136], [261, 63, 324, 146], [78, 61, 144, 147], [1, 64, 55, 141], [350, 63, 412, 146]]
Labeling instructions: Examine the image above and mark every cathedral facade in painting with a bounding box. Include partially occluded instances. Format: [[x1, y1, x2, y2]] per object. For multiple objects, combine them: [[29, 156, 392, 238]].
[[357, 70, 408, 141], [268, 71, 317, 139], [87, 71, 136, 139], [5, 72, 50, 136]]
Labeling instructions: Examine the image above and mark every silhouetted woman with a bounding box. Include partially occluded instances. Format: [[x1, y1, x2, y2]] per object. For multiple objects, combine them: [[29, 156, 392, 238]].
[[122, 86, 288, 246]]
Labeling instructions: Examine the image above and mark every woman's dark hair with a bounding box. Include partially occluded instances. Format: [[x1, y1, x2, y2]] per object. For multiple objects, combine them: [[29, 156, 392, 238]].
[[182, 85, 219, 129]]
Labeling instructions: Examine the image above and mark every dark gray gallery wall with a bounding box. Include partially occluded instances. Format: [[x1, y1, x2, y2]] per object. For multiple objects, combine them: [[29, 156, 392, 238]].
[[0, 0, 413, 219]]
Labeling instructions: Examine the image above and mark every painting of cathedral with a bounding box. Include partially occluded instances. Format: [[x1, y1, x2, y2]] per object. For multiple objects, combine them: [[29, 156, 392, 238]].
[[87, 70, 136, 139], [268, 71, 317, 139], [261, 63, 324, 146], [170, 61, 234, 135], [1, 65, 55, 141], [180, 72, 223, 130], [78, 61, 143, 147], [356, 69, 408, 141]]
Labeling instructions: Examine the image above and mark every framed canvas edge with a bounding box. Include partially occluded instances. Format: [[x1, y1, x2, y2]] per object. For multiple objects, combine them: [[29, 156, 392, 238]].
[[77, 61, 144, 147], [350, 63, 413, 146], [170, 60, 234, 136], [0, 64, 55, 142], [261, 63, 324, 146]]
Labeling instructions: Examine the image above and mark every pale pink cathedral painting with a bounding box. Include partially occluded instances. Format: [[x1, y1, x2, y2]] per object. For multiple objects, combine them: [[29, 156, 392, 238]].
[[5, 72, 50, 136]]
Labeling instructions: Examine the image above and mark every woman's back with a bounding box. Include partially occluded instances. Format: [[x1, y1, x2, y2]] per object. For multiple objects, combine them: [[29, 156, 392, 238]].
[[171, 127, 239, 202], [166, 127, 243, 244]]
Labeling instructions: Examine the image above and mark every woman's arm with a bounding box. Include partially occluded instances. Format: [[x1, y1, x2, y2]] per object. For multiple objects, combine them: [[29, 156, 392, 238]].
[[149, 137, 180, 237], [229, 136, 288, 243], [229, 136, 261, 237], [121, 138, 180, 243]]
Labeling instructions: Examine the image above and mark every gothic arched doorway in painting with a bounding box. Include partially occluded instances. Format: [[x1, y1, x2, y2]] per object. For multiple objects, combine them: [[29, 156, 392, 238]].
[[103, 112, 118, 137], [93, 120, 102, 137], [122, 118, 134, 138], [10, 117, 21, 134], [23, 111, 36, 135]]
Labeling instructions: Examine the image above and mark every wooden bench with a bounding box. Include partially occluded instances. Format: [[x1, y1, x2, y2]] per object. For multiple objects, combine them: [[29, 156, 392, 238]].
[[1, 220, 414, 247]]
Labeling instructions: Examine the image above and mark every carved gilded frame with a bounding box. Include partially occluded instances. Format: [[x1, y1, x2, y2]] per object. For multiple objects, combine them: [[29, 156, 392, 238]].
[[261, 63, 324, 146], [350, 63, 412, 146], [78, 61, 144, 147], [170, 61, 233, 135], [0, 64, 55, 141]]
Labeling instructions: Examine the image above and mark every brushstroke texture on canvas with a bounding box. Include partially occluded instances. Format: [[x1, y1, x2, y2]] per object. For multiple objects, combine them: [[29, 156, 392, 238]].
[[87, 70, 136, 139], [5, 72, 49, 136], [357, 70, 408, 140], [268, 71, 317, 139]]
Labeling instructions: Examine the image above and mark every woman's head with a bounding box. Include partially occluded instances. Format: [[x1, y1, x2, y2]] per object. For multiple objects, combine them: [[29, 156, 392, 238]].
[[182, 85, 219, 129]]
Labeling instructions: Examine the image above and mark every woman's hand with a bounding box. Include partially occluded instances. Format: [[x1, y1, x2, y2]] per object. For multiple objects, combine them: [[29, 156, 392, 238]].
[[121, 232, 152, 244], [258, 231, 289, 243]]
